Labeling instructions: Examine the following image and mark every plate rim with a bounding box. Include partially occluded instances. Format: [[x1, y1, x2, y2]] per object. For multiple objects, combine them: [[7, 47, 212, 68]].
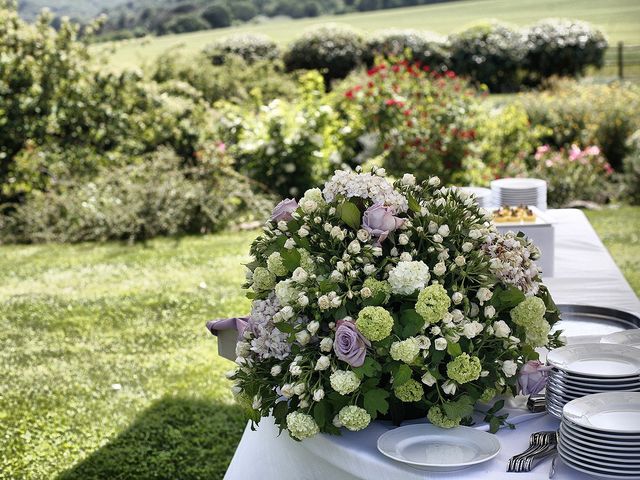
[[547, 344, 640, 378], [557, 442, 640, 475], [559, 430, 640, 458], [563, 392, 640, 434], [376, 424, 501, 469]]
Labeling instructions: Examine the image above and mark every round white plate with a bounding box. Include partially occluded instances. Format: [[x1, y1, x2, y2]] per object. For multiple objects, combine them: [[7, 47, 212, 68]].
[[548, 374, 640, 390], [562, 421, 640, 445], [547, 378, 624, 396], [377, 424, 500, 471], [558, 442, 640, 476], [550, 368, 640, 385], [602, 330, 640, 348], [560, 424, 640, 452], [563, 392, 640, 434], [560, 430, 640, 458], [547, 344, 640, 377], [563, 418, 640, 440]]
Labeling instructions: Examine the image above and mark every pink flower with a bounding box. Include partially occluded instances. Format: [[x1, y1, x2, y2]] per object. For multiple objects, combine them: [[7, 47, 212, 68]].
[[534, 145, 550, 161], [271, 198, 298, 222], [518, 360, 553, 395], [362, 202, 405, 243], [584, 145, 601, 156], [568, 144, 582, 162]]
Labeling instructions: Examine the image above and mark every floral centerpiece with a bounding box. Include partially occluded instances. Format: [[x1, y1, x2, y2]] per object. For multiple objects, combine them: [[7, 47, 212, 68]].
[[228, 168, 561, 440]]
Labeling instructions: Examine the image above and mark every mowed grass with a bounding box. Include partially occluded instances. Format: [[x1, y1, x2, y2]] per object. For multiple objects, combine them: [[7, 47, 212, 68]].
[[98, 0, 640, 70], [0, 208, 638, 479]]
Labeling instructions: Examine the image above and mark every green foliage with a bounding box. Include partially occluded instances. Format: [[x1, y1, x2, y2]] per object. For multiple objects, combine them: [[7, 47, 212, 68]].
[[523, 18, 608, 84], [339, 58, 480, 183], [149, 51, 297, 105], [518, 80, 640, 170], [165, 13, 210, 33], [202, 3, 232, 28], [365, 29, 450, 72], [218, 71, 344, 197], [283, 23, 366, 87], [448, 21, 527, 93], [1, 148, 273, 243], [621, 130, 640, 205], [203, 33, 280, 65]]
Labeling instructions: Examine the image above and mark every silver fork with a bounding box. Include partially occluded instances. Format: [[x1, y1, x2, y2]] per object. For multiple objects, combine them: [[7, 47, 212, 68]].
[[507, 431, 557, 472]]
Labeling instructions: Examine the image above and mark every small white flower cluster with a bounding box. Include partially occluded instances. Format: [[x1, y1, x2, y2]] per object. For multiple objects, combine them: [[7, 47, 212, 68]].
[[322, 169, 408, 213], [245, 294, 291, 360], [387, 261, 430, 295], [483, 232, 541, 295]]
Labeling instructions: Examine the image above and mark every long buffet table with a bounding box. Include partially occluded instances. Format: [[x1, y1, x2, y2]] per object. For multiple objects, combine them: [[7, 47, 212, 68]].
[[221, 209, 640, 480]]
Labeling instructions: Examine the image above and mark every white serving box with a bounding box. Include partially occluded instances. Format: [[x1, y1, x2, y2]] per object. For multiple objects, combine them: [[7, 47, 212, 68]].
[[492, 206, 555, 277]]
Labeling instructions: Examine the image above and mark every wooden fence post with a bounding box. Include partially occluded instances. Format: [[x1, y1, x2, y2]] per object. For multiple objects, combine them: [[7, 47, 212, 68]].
[[618, 41, 624, 80]]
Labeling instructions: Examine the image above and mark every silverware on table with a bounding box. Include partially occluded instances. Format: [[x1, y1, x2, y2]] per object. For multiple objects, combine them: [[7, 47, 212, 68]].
[[507, 431, 558, 473]]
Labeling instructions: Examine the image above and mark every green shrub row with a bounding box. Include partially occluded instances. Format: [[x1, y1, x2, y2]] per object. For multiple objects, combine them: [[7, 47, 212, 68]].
[[202, 20, 607, 92]]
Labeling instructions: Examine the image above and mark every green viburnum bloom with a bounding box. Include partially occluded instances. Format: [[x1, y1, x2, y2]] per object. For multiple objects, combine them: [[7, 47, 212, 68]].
[[479, 387, 497, 403], [356, 306, 394, 341], [390, 337, 420, 364], [394, 379, 424, 402], [286, 411, 319, 440], [446, 353, 482, 384], [510, 297, 550, 347], [267, 252, 288, 276], [252, 267, 276, 291], [338, 405, 371, 431], [362, 278, 391, 303], [330, 370, 361, 395], [298, 249, 315, 273], [416, 284, 451, 324], [428, 405, 461, 429]]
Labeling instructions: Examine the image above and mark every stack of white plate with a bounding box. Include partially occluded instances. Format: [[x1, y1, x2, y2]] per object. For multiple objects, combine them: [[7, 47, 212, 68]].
[[545, 343, 640, 419], [601, 329, 640, 348], [490, 178, 547, 210], [558, 392, 640, 479], [458, 187, 492, 208]]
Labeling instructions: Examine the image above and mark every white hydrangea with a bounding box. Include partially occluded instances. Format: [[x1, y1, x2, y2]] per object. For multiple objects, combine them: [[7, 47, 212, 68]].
[[275, 280, 299, 306], [387, 261, 430, 295], [247, 294, 291, 360], [322, 170, 408, 213], [329, 370, 361, 395]]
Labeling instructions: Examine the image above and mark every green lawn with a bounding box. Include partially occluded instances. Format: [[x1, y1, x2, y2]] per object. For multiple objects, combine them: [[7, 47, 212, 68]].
[[1, 208, 638, 479], [98, 0, 640, 71]]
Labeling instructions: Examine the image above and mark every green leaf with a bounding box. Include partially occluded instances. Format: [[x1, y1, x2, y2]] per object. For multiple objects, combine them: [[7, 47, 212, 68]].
[[353, 357, 382, 379], [364, 388, 390, 417], [281, 248, 301, 271], [407, 193, 421, 213], [486, 399, 505, 416], [442, 395, 474, 420], [313, 401, 329, 428], [272, 401, 289, 426], [318, 280, 338, 293], [489, 416, 501, 434], [400, 309, 424, 338], [340, 201, 361, 230], [447, 342, 462, 357], [362, 291, 387, 307], [492, 285, 526, 311], [393, 364, 412, 386], [274, 322, 294, 334]]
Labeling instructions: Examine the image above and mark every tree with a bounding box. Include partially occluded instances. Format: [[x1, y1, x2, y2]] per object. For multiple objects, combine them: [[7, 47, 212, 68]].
[[230, 1, 258, 22], [202, 4, 231, 28]]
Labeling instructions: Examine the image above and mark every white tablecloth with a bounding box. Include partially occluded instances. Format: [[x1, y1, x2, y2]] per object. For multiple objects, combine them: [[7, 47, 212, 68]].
[[223, 209, 640, 480]]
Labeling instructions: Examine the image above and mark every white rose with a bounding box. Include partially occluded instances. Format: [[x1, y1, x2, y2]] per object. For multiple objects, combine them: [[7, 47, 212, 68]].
[[484, 305, 496, 319], [280, 306, 294, 320], [292, 267, 308, 283], [454, 255, 466, 266], [319, 337, 333, 352], [442, 380, 457, 395], [398, 233, 409, 245], [363, 264, 376, 275], [435, 198, 446, 207], [434, 337, 447, 350], [438, 225, 450, 237], [421, 371, 436, 386], [399, 252, 412, 262], [502, 360, 518, 377], [298, 295, 309, 307], [277, 220, 288, 232], [402, 173, 416, 186], [451, 309, 464, 323], [315, 355, 331, 371], [476, 287, 493, 304], [360, 287, 372, 298], [469, 229, 482, 240], [428, 176, 441, 186], [433, 262, 446, 276], [289, 363, 302, 375], [430, 326, 441, 335], [347, 240, 361, 254], [463, 321, 484, 339], [293, 383, 306, 395], [469, 302, 479, 317], [298, 227, 310, 237], [284, 238, 296, 249], [281, 383, 294, 398], [462, 242, 473, 252], [451, 292, 463, 304], [313, 389, 325, 402], [318, 295, 331, 310], [235, 341, 250, 357], [433, 234, 443, 243], [437, 250, 449, 261], [372, 246, 383, 257], [307, 321, 320, 336], [493, 320, 510, 338], [300, 199, 317, 213], [271, 365, 282, 376], [330, 270, 344, 282], [357, 229, 370, 242]]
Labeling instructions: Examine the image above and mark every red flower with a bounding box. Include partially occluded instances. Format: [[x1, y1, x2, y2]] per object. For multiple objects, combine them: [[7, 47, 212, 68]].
[[446, 71, 457, 79], [345, 90, 354, 99]]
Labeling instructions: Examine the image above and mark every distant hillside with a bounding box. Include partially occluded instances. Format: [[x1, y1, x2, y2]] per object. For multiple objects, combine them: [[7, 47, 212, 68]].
[[17, 0, 129, 22]]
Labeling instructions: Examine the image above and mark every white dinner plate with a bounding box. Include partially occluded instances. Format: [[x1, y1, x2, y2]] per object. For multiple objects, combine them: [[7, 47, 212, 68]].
[[377, 424, 500, 471], [548, 374, 640, 390], [547, 378, 626, 396], [547, 344, 640, 377], [560, 430, 640, 458], [550, 368, 640, 385], [561, 421, 640, 445], [563, 392, 640, 434], [560, 424, 640, 452], [602, 330, 640, 348], [558, 442, 640, 479], [563, 417, 640, 440]]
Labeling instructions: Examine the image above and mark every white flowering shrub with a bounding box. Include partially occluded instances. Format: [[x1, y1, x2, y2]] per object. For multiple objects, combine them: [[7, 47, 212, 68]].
[[227, 168, 562, 439]]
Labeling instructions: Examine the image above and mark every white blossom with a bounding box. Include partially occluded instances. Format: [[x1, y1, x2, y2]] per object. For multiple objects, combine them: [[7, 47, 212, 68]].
[[388, 261, 430, 295], [320, 337, 333, 352], [315, 355, 331, 371], [493, 320, 511, 338], [421, 371, 436, 386], [435, 337, 447, 350], [502, 360, 518, 377]]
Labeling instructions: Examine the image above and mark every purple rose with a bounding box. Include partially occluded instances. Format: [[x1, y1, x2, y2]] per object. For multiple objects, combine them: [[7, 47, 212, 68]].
[[518, 360, 553, 395], [362, 202, 405, 243], [333, 319, 370, 367], [271, 198, 298, 222]]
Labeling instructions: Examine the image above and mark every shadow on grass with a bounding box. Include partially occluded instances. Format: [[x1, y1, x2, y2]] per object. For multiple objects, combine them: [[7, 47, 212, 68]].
[[57, 396, 246, 480]]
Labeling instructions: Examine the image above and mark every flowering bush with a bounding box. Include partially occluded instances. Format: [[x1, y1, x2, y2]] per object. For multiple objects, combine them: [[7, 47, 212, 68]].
[[530, 144, 615, 207], [364, 29, 450, 72], [339, 59, 480, 184], [228, 168, 561, 440], [203, 33, 280, 65]]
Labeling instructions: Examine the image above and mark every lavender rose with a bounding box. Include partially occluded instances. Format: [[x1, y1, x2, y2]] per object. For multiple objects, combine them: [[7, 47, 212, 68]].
[[362, 202, 405, 243], [271, 198, 298, 222], [518, 360, 553, 395], [333, 319, 370, 367]]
